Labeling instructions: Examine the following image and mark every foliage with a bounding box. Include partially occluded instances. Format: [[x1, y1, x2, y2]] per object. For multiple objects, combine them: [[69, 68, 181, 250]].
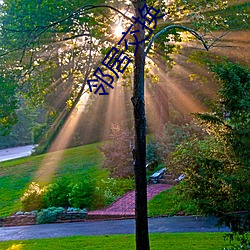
[[20, 182, 45, 212], [0, 0, 109, 148], [43, 178, 71, 208], [223, 232, 250, 250], [93, 177, 134, 208], [210, 2, 250, 30], [42, 177, 95, 209], [201, 61, 250, 168], [68, 179, 94, 209], [147, 122, 206, 167], [23, 178, 94, 211], [113, 177, 135, 196], [167, 61, 250, 233], [146, 140, 159, 170], [99, 124, 134, 178], [32, 123, 48, 144], [31, 109, 57, 145], [168, 135, 239, 211], [93, 178, 118, 208], [0, 104, 45, 148], [36, 206, 64, 224], [0, 0, 244, 138], [0, 75, 18, 136]]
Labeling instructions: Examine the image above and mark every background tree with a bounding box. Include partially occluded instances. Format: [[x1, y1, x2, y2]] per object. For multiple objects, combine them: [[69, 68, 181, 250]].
[[99, 124, 133, 178], [0, 74, 18, 136], [168, 61, 250, 233]]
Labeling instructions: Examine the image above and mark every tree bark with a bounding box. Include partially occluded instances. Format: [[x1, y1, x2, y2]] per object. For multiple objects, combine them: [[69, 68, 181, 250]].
[[131, 1, 150, 250]]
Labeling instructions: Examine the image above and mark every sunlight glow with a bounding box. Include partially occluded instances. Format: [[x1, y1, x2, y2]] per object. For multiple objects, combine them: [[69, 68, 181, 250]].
[[35, 93, 90, 184], [34, 45, 216, 184], [114, 24, 124, 37], [100, 85, 127, 140]]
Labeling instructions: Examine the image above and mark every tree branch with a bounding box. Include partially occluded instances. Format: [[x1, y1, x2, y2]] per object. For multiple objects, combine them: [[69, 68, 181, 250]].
[[0, 4, 132, 57], [1, 4, 132, 33], [205, 30, 230, 49], [145, 25, 212, 56]]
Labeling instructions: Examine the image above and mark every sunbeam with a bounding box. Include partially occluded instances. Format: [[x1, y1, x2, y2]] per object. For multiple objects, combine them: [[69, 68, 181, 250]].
[[35, 93, 90, 184]]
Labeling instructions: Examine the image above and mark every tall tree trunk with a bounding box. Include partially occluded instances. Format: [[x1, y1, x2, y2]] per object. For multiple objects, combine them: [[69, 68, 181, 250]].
[[131, 1, 150, 250]]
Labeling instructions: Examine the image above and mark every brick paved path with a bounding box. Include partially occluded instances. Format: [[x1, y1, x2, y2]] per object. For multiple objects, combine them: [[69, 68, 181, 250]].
[[88, 184, 171, 219]]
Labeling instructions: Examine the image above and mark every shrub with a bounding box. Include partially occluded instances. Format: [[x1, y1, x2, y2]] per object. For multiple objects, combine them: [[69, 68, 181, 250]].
[[21, 182, 45, 211], [36, 206, 64, 224], [68, 180, 94, 209], [93, 178, 117, 209], [43, 177, 71, 208]]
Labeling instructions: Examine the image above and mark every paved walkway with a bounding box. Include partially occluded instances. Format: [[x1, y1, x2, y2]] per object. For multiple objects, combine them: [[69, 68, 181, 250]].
[[88, 184, 171, 219], [0, 145, 37, 162]]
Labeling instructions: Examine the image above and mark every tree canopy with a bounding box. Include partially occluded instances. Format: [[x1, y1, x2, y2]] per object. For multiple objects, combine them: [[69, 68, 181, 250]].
[[0, 0, 248, 134]]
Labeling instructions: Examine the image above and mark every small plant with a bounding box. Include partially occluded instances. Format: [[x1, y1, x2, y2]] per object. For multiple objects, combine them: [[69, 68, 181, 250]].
[[67, 207, 87, 213], [36, 206, 64, 224], [21, 182, 45, 211], [93, 178, 116, 208], [67, 207, 80, 212], [93, 177, 134, 209]]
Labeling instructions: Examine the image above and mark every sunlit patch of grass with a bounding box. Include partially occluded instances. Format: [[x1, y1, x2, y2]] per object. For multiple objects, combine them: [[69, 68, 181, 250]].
[[6, 243, 24, 250]]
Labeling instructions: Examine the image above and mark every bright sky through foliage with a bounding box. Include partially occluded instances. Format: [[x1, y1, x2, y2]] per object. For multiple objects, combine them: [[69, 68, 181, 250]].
[[114, 23, 124, 37]]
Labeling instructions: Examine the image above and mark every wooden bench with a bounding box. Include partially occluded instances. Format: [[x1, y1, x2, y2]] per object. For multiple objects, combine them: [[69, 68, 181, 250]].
[[149, 168, 165, 184]]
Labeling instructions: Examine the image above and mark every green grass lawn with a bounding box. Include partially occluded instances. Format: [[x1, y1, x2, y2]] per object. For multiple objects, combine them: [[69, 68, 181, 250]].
[[0, 140, 196, 218], [0, 143, 103, 217], [0, 233, 231, 250], [148, 186, 199, 217]]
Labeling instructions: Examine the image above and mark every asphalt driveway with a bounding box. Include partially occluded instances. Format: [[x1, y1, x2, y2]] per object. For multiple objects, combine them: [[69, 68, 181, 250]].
[[0, 216, 230, 241]]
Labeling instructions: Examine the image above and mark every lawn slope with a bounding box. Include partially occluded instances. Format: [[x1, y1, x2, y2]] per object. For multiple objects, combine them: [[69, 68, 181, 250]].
[[0, 143, 103, 217]]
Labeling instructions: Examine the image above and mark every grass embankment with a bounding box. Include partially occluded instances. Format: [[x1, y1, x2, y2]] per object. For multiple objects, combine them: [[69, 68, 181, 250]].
[[148, 186, 199, 217], [0, 233, 230, 250], [0, 143, 103, 217]]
